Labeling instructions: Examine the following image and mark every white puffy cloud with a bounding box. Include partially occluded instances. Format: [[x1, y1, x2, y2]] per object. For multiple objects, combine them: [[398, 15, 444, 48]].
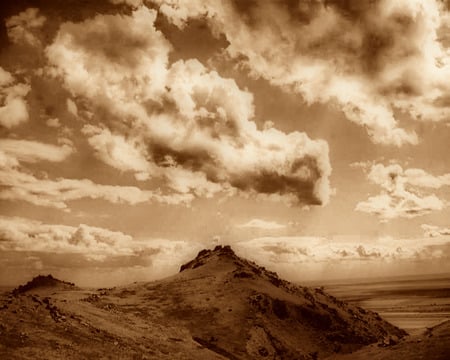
[[0, 168, 192, 210], [66, 98, 78, 117], [5, 7, 46, 47], [235, 235, 450, 264], [0, 139, 74, 163], [45, 6, 332, 206], [0, 216, 132, 256], [237, 219, 286, 230], [421, 224, 450, 238], [0, 67, 30, 128], [82, 124, 152, 180], [46, 118, 61, 128], [46, 7, 170, 106], [0, 216, 200, 266], [152, 0, 450, 145], [0, 139, 192, 210], [355, 163, 450, 221]]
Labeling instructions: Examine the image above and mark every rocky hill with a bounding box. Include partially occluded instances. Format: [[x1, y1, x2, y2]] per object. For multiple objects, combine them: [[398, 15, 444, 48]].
[[12, 275, 76, 295], [1, 245, 446, 359]]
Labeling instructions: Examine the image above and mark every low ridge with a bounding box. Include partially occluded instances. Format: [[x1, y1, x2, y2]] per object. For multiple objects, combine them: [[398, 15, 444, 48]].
[[12, 274, 75, 295]]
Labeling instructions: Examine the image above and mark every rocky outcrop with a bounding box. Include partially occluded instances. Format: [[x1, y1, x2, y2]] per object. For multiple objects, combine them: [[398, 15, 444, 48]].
[[12, 275, 75, 295]]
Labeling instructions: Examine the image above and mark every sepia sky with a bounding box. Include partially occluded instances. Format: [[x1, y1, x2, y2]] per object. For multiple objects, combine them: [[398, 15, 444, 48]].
[[0, 0, 449, 286]]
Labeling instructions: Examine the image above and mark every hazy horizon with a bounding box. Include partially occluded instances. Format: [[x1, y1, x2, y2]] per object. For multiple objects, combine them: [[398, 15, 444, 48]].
[[1, 0, 450, 287]]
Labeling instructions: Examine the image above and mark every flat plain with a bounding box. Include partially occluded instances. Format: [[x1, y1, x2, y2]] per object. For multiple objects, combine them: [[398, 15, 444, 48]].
[[318, 274, 450, 335]]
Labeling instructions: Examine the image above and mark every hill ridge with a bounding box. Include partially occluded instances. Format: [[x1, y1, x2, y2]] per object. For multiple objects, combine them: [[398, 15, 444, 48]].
[[12, 274, 75, 295]]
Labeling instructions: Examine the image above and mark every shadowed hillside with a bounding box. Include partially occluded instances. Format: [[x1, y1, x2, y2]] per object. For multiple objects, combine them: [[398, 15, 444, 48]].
[[12, 275, 76, 296], [2, 246, 447, 359]]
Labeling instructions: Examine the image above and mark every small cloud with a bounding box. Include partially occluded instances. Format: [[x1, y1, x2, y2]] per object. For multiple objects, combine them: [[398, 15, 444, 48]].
[[5, 8, 46, 47], [46, 118, 61, 128], [421, 224, 450, 238], [237, 218, 286, 230], [349, 161, 374, 171], [0, 138, 73, 163], [66, 98, 78, 117], [355, 163, 450, 221], [0, 67, 30, 128]]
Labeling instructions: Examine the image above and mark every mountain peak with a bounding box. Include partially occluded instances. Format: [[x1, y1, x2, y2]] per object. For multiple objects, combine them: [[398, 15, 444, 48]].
[[179, 245, 238, 272]]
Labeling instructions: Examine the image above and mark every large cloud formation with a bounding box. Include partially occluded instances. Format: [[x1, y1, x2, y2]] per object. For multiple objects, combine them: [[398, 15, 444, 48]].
[[152, 0, 450, 146], [0, 215, 202, 270], [0, 139, 192, 210], [236, 235, 450, 265], [355, 163, 450, 220], [45, 6, 332, 206]]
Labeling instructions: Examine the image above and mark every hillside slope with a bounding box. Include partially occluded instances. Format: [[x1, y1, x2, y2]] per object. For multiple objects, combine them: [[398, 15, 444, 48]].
[[0, 245, 412, 359]]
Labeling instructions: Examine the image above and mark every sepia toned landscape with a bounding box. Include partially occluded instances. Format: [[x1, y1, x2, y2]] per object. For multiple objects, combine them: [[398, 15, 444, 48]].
[[1, 0, 450, 358], [1, 246, 448, 359]]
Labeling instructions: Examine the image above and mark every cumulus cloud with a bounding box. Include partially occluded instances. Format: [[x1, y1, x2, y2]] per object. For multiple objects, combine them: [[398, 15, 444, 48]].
[[0, 139, 74, 163], [0, 216, 200, 266], [422, 224, 450, 237], [46, 118, 61, 128], [235, 235, 450, 265], [355, 163, 450, 221], [66, 98, 78, 117], [237, 218, 286, 230], [0, 67, 30, 128], [0, 140, 192, 210], [152, 0, 450, 145], [5, 7, 46, 47], [45, 6, 332, 206], [0, 168, 192, 210], [82, 124, 152, 180]]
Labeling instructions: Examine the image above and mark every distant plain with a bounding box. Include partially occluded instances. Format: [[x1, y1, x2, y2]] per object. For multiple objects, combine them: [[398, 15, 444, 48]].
[[309, 273, 450, 335]]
